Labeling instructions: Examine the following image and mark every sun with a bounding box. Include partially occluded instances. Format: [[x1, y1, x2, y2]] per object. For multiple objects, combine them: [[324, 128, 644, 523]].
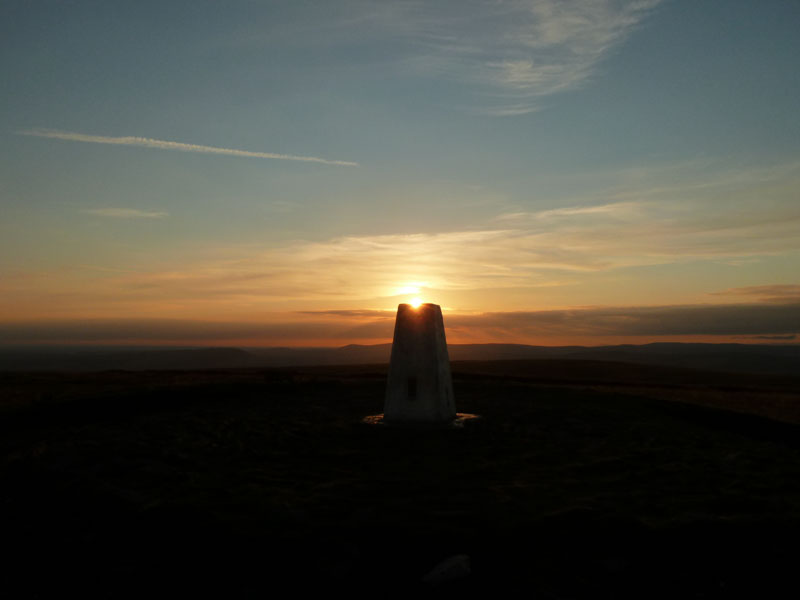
[[410, 297, 423, 308]]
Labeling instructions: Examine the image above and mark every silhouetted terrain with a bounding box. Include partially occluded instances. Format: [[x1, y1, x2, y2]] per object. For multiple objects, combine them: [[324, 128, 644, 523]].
[[2, 341, 799, 374], [2, 359, 800, 597]]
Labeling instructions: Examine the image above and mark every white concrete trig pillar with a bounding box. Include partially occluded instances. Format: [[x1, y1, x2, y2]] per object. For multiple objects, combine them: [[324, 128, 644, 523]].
[[384, 303, 456, 423]]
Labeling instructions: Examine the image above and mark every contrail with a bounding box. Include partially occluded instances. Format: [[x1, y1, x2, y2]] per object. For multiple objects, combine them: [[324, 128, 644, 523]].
[[19, 128, 359, 167]]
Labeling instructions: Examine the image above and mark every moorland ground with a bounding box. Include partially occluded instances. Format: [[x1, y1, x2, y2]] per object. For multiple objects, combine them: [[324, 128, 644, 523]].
[[2, 360, 800, 597]]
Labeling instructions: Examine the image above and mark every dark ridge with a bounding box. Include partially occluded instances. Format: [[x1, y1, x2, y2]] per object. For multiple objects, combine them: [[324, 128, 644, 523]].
[[1, 342, 798, 375]]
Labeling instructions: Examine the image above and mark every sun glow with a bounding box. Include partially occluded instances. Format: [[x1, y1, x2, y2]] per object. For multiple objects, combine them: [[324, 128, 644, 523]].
[[395, 285, 421, 295], [410, 297, 423, 308]]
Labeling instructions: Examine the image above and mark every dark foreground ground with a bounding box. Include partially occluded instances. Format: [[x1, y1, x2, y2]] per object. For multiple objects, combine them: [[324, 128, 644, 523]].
[[2, 360, 800, 597]]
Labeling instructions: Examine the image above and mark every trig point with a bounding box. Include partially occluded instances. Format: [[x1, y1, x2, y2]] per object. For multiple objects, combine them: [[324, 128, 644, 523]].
[[384, 303, 456, 424]]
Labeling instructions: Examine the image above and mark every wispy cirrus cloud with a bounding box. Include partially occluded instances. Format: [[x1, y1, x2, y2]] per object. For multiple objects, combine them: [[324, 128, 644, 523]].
[[495, 201, 643, 222], [404, 0, 663, 115], [84, 208, 169, 219], [19, 129, 359, 167], [229, 1, 662, 116]]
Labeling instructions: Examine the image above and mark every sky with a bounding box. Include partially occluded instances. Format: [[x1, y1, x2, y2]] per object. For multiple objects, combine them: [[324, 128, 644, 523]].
[[1, 0, 799, 346]]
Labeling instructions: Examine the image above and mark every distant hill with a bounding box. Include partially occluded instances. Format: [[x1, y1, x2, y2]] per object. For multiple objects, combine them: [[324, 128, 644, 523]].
[[0, 347, 257, 372], [0, 342, 798, 375]]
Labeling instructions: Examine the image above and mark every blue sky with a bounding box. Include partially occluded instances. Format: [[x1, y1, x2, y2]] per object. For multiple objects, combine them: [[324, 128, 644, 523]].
[[1, 0, 799, 345]]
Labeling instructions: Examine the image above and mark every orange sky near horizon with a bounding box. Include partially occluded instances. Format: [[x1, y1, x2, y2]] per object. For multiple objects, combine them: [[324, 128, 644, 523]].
[[2, 2, 799, 347]]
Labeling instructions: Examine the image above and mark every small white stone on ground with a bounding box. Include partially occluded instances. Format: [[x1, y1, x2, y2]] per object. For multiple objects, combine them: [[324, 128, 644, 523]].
[[422, 554, 471, 584]]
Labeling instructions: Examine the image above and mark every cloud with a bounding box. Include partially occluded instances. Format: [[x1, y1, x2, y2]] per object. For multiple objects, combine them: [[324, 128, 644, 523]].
[[710, 285, 800, 303], [0, 319, 343, 343], [0, 317, 394, 345], [495, 201, 643, 221], [444, 303, 800, 338], [229, 0, 662, 116], [1, 301, 797, 345], [84, 208, 169, 219], [3, 158, 799, 322], [405, 0, 662, 115], [19, 129, 359, 167], [22, 160, 796, 311], [299, 309, 395, 318]]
